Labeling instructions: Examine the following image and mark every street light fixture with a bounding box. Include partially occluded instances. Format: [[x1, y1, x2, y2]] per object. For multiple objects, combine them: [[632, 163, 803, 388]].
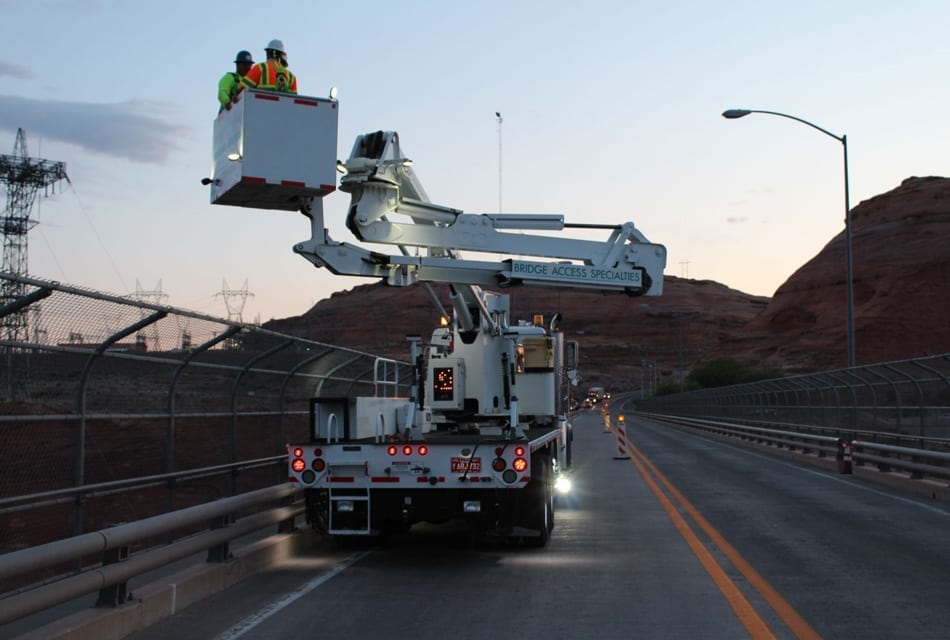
[[722, 108, 855, 368]]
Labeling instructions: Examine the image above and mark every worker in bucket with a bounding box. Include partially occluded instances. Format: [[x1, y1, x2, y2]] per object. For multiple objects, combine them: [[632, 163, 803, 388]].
[[241, 39, 298, 95], [218, 50, 254, 113]]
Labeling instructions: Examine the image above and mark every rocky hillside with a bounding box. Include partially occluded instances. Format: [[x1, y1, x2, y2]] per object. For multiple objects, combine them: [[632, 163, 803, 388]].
[[720, 176, 950, 371], [267, 176, 950, 384], [267, 276, 768, 392]]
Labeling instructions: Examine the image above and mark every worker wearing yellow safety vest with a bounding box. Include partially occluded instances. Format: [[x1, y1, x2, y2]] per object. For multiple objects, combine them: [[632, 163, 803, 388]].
[[218, 50, 254, 113], [242, 39, 298, 94]]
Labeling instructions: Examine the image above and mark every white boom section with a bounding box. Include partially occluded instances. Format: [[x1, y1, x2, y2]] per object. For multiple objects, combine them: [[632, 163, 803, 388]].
[[208, 92, 666, 295], [294, 129, 665, 296]]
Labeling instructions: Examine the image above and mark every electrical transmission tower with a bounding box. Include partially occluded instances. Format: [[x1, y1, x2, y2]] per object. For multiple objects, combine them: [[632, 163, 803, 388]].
[[128, 278, 169, 351], [214, 279, 254, 349], [0, 128, 67, 399]]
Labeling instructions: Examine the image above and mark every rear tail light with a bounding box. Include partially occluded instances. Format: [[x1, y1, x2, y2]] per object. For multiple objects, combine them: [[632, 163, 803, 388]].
[[512, 457, 528, 473], [291, 458, 306, 473]]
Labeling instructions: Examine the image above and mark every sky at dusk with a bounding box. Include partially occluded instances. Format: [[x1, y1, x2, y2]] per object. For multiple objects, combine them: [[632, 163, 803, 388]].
[[1, 0, 948, 323]]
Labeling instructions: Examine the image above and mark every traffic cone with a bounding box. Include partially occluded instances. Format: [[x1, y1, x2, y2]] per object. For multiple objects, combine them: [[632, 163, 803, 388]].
[[613, 414, 627, 460]]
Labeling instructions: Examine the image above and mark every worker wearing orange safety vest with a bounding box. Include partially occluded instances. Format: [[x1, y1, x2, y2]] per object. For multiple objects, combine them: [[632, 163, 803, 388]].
[[242, 39, 297, 94]]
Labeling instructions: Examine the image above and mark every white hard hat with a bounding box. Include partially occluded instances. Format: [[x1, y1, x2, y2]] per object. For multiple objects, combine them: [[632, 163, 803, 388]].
[[266, 39, 286, 54]]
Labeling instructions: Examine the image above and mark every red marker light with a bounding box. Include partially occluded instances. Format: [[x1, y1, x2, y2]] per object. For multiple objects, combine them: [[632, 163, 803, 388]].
[[495, 447, 504, 456], [418, 445, 429, 456], [293, 447, 304, 458], [314, 448, 323, 457], [387, 446, 398, 456], [514, 446, 525, 457], [291, 458, 306, 473], [403, 445, 413, 456]]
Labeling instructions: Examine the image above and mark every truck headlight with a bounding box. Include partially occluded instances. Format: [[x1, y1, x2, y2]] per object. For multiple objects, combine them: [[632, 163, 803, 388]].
[[554, 476, 573, 495]]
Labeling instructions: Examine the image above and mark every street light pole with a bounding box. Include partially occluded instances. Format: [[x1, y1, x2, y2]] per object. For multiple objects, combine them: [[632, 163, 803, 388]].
[[722, 108, 855, 368], [495, 111, 503, 213]]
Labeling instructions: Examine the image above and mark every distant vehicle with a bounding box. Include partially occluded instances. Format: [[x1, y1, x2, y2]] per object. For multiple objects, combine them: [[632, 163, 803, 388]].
[[587, 386, 606, 405]]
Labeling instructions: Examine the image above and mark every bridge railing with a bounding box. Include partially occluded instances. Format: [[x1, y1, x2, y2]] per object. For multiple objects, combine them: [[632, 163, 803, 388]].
[[637, 413, 950, 485], [637, 353, 950, 449], [0, 483, 301, 625], [0, 273, 413, 590]]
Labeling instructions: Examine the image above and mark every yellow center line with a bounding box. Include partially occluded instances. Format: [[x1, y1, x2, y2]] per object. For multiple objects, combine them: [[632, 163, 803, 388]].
[[626, 438, 823, 640], [623, 441, 778, 639]]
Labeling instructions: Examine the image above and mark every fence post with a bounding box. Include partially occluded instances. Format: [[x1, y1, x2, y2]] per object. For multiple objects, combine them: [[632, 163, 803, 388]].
[[206, 514, 235, 562], [95, 523, 130, 607]]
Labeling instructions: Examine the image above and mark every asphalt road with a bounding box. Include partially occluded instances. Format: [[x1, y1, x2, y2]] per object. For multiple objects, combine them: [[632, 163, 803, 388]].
[[126, 408, 950, 640]]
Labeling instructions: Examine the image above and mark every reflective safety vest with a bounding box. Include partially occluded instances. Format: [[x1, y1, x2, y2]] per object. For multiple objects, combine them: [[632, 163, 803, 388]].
[[242, 60, 297, 94], [218, 72, 242, 111]]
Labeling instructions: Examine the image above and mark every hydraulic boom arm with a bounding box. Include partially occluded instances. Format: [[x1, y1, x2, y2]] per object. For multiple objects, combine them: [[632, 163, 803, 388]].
[[294, 130, 666, 296]]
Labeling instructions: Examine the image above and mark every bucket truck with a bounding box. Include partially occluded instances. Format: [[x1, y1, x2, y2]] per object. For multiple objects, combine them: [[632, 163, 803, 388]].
[[207, 89, 667, 545]]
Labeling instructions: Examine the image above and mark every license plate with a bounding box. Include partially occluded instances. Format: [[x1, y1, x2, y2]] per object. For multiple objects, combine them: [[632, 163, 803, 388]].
[[451, 457, 481, 473]]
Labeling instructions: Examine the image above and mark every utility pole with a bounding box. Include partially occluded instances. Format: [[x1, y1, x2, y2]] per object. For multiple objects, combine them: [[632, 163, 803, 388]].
[[0, 128, 67, 399]]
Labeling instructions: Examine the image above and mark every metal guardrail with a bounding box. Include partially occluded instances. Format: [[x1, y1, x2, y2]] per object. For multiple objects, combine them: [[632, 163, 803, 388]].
[[639, 413, 950, 485], [0, 483, 301, 625], [638, 353, 950, 447], [0, 455, 286, 515], [0, 273, 413, 590], [852, 440, 950, 481]]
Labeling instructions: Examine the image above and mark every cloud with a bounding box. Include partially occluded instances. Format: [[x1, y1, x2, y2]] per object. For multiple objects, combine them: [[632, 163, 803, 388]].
[[0, 61, 32, 79], [0, 95, 190, 163]]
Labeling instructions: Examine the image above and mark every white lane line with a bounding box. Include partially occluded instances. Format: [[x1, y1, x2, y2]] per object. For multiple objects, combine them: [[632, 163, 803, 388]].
[[700, 434, 950, 517], [212, 550, 373, 640]]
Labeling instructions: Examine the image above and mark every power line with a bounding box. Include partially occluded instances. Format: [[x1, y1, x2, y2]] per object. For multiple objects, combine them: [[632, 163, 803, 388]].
[[65, 182, 130, 294]]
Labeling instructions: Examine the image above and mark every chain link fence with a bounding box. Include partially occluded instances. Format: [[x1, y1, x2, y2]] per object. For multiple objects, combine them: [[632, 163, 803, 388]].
[[0, 273, 412, 583], [638, 354, 950, 446]]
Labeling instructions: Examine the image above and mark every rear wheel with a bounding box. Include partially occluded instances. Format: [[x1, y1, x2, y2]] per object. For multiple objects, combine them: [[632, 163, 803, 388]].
[[523, 457, 552, 548]]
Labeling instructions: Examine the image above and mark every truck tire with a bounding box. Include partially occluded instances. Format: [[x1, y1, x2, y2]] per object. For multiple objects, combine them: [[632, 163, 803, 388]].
[[523, 457, 551, 548], [565, 425, 573, 468]]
